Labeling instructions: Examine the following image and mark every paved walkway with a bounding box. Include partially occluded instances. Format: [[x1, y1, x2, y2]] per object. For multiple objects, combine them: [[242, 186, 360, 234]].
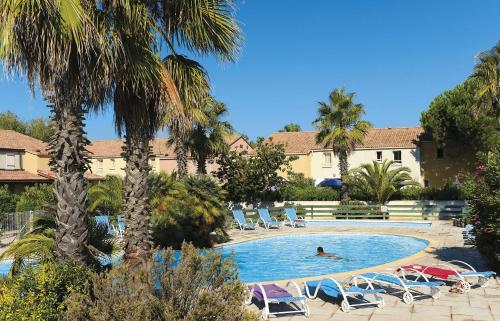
[[225, 221, 499, 321]]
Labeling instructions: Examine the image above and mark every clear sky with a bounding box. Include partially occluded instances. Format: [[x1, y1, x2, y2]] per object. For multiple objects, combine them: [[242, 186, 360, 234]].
[[1, 0, 499, 140]]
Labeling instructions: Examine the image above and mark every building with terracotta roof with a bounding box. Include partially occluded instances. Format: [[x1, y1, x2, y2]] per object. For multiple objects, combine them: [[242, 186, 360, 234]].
[[87, 134, 253, 177], [0, 130, 102, 191], [269, 127, 458, 187]]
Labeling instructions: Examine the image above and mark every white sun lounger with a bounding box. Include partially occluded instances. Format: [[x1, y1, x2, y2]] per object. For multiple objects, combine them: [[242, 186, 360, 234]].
[[361, 270, 444, 304], [304, 276, 385, 312]]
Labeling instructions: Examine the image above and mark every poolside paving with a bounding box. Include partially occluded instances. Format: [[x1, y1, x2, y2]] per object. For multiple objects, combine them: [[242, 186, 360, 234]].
[[225, 221, 499, 321]]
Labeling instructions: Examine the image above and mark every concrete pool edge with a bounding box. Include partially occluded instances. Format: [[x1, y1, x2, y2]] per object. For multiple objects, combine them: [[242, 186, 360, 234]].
[[216, 230, 437, 285]]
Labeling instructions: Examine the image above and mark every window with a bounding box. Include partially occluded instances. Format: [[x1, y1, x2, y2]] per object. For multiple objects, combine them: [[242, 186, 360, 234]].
[[97, 159, 103, 172], [6, 154, 15, 169], [436, 148, 444, 159], [393, 150, 402, 163], [376, 151, 382, 162], [110, 159, 115, 170], [424, 180, 429, 187], [323, 152, 332, 166], [150, 158, 156, 171]]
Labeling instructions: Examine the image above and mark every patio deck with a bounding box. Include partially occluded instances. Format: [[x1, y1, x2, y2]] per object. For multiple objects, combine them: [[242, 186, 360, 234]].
[[226, 221, 499, 321]]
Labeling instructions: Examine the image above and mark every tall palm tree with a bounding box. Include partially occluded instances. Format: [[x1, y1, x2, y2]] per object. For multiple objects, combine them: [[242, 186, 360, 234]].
[[313, 87, 372, 201], [470, 41, 500, 127], [189, 98, 233, 174], [0, 0, 112, 263], [158, 0, 242, 179], [348, 160, 418, 205], [105, 1, 180, 263]]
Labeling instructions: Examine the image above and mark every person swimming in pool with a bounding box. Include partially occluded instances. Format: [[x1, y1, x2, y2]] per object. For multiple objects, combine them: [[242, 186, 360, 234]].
[[316, 246, 342, 259]]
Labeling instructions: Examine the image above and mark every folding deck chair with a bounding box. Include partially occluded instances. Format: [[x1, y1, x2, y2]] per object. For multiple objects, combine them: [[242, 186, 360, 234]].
[[284, 207, 307, 228], [232, 209, 257, 231], [304, 276, 385, 312], [257, 208, 281, 229], [246, 282, 310, 319]]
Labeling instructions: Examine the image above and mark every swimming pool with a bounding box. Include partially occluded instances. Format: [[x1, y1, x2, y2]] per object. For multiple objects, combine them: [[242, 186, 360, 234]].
[[306, 220, 432, 228], [219, 233, 428, 283], [1, 233, 428, 283]]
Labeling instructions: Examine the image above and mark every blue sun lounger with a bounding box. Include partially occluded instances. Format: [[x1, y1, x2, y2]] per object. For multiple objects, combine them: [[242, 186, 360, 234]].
[[257, 208, 281, 229], [361, 271, 444, 304], [304, 276, 385, 312], [232, 209, 257, 231], [94, 215, 116, 235], [284, 208, 306, 228]]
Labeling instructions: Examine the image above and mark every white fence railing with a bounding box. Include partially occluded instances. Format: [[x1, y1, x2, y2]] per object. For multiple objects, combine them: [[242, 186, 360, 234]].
[[0, 211, 47, 241]]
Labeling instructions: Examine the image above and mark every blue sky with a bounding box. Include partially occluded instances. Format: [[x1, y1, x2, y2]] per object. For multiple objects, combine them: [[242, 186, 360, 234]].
[[1, 0, 499, 140]]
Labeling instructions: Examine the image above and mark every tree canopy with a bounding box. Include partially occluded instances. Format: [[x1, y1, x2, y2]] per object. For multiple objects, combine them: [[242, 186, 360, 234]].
[[0, 111, 55, 142], [279, 123, 301, 132]]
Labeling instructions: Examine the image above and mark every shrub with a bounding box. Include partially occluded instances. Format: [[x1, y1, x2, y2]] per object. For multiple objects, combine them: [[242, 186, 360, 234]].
[[0, 261, 92, 321], [63, 243, 259, 321], [88, 175, 124, 215], [16, 184, 55, 212], [392, 185, 465, 201], [0, 185, 17, 215], [464, 148, 500, 271], [281, 173, 340, 201], [151, 174, 227, 248]]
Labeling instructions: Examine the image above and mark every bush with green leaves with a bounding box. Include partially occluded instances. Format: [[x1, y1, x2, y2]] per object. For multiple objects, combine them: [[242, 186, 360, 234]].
[[392, 185, 465, 201], [88, 175, 124, 215], [214, 140, 295, 204], [280, 173, 340, 201], [63, 243, 259, 321], [151, 174, 228, 248], [0, 260, 92, 321], [463, 148, 500, 271], [0, 186, 17, 228], [15, 184, 55, 212]]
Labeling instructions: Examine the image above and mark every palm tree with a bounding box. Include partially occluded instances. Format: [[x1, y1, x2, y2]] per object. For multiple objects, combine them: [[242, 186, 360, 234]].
[[0, 213, 115, 276], [0, 0, 112, 263], [470, 42, 500, 127], [106, 1, 179, 263], [159, 0, 242, 179], [189, 98, 233, 174], [313, 87, 372, 201], [348, 160, 418, 205]]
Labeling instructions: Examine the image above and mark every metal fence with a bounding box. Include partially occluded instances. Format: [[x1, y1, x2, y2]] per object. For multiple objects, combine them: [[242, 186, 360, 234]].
[[0, 211, 47, 241]]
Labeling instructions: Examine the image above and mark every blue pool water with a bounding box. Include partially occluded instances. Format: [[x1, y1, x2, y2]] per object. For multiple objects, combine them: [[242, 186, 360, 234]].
[[1, 234, 428, 283], [306, 220, 432, 228], [219, 233, 428, 283]]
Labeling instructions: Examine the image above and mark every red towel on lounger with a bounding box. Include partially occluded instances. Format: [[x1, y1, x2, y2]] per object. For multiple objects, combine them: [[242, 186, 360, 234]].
[[401, 264, 458, 280]]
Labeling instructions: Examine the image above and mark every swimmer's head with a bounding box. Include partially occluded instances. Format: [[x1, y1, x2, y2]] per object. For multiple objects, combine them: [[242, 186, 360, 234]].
[[317, 246, 324, 253]]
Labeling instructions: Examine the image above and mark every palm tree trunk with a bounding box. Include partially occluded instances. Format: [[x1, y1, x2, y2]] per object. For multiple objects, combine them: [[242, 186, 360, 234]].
[[338, 149, 350, 202], [175, 139, 188, 178], [122, 133, 153, 263], [49, 102, 90, 263], [196, 154, 207, 174]]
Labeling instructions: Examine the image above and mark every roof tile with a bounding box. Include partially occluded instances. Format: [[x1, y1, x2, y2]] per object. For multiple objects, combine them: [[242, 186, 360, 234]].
[[0, 129, 49, 155]]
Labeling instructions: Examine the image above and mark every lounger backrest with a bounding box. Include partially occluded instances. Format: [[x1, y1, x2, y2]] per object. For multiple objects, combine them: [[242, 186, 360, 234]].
[[94, 215, 109, 227], [117, 215, 126, 231], [232, 209, 246, 224], [257, 208, 272, 222], [284, 208, 298, 220]]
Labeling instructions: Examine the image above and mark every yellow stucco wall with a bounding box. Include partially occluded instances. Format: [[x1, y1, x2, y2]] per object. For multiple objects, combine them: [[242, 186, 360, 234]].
[[280, 153, 311, 178], [89, 157, 162, 177], [22, 152, 49, 174], [419, 141, 476, 188]]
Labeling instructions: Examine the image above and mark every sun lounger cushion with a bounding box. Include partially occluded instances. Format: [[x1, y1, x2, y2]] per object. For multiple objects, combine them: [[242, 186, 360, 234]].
[[402, 264, 457, 279], [249, 284, 304, 303], [362, 272, 444, 287], [460, 271, 496, 278], [306, 279, 384, 299]]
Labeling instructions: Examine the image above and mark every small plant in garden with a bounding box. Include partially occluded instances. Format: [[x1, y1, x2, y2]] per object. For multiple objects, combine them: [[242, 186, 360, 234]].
[[15, 184, 55, 212], [88, 175, 124, 215]]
